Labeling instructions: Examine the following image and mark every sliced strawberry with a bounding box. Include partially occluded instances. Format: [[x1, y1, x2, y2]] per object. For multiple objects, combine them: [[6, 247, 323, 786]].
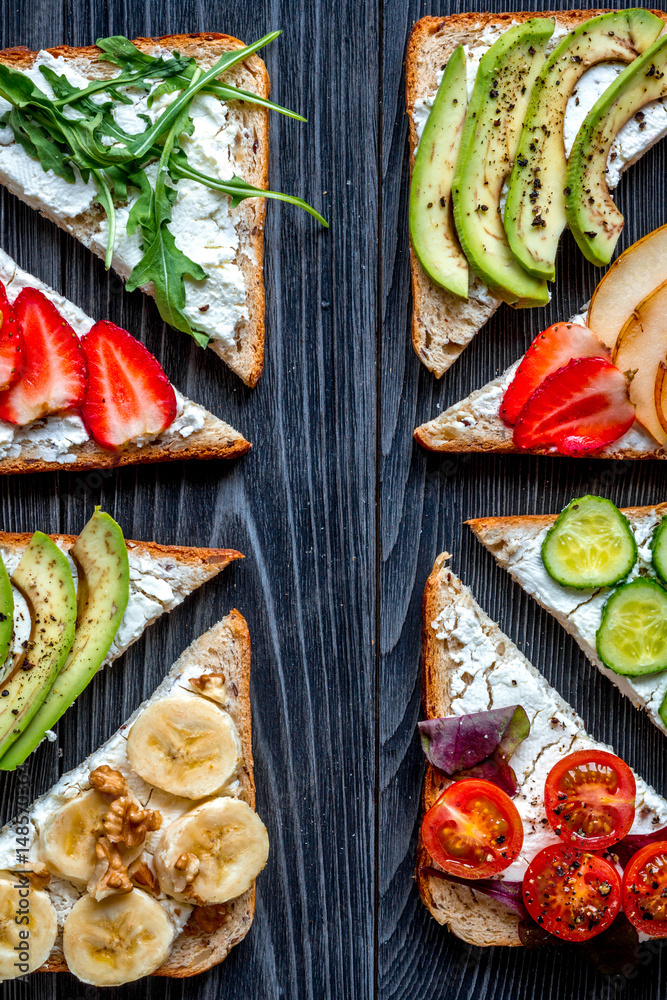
[[0, 282, 24, 393], [81, 321, 177, 449], [513, 357, 635, 456], [501, 323, 610, 426], [0, 287, 86, 424]]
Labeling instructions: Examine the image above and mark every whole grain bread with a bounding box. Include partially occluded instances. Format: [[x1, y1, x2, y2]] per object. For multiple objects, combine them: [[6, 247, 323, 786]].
[[0, 34, 268, 387], [467, 502, 667, 731], [15, 612, 258, 978], [406, 10, 667, 378]]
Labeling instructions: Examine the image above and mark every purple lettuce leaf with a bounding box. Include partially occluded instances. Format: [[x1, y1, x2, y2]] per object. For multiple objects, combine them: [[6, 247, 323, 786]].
[[420, 866, 529, 920], [418, 705, 530, 796], [612, 827, 667, 869]]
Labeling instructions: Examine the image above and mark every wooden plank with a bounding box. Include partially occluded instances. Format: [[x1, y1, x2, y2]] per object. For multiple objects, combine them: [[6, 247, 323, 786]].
[[379, 1, 667, 997], [0, 1, 378, 998]]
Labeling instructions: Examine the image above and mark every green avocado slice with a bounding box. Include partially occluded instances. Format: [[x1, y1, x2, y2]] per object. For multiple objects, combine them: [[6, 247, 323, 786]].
[[0, 533, 76, 759], [0, 509, 129, 770], [0, 556, 13, 670], [409, 45, 469, 298], [505, 9, 663, 281], [567, 32, 667, 266], [452, 18, 553, 307]]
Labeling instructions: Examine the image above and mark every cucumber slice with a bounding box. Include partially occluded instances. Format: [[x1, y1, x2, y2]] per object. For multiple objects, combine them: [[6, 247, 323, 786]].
[[597, 578, 667, 676], [541, 496, 637, 589], [651, 518, 667, 585]]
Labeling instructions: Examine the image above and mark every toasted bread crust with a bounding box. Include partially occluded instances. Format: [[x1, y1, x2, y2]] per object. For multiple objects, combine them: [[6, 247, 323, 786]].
[[0, 531, 243, 568], [0, 34, 268, 387], [467, 502, 667, 539], [406, 11, 667, 378], [417, 555, 522, 946]]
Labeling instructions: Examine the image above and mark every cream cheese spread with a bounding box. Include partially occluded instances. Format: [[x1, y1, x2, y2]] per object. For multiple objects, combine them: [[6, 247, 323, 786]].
[[0, 248, 210, 461], [431, 592, 667, 881], [493, 510, 667, 732], [0, 51, 248, 350]]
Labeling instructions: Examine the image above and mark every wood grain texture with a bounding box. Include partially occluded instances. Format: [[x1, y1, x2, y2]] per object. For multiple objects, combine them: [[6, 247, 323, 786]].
[[381, 1, 667, 998], [0, 1, 377, 998]]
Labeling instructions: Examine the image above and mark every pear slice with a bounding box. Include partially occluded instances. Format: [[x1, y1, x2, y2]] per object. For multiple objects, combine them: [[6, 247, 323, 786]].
[[587, 224, 667, 351], [0, 534, 76, 757], [613, 279, 667, 444]]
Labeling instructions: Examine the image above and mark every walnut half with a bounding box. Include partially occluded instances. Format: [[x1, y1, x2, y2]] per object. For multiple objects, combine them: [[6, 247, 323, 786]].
[[172, 852, 200, 895], [88, 837, 133, 901], [192, 903, 231, 934], [104, 796, 162, 849], [128, 857, 160, 896], [89, 765, 129, 799], [188, 672, 227, 704]]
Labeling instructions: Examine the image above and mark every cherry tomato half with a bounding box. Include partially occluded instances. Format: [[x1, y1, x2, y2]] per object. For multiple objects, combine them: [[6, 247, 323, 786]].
[[421, 779, 524, 879], [622, 842, 667, 937], [544, 750, 636, 850], [522, 844, 621, 942]]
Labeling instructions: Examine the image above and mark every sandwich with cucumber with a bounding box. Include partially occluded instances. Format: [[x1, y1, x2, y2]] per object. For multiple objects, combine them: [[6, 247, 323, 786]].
[[407, 9, 667, 378], [419, 555, 667, 948], [0, 32, 326, 386], [0, 612, 268, 984], [0, 508, 241, 769], [468, 496, 667, 734]]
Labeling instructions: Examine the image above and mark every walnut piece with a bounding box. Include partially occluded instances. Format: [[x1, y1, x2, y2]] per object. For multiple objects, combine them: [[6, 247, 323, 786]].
[[188, 672, 227, 704], [192, 903, 231, 934], [89, 765, 129, 799], [15, 863, 50, 890], [128, 857, 160, 895], [104, 796, 162, 848], [88, 837, 133, 901], [172, 852, 200, 895]]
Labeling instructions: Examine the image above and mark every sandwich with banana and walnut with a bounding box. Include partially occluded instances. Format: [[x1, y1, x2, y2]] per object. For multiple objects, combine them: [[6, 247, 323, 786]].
[[0, 613, 267, 984], [0, 32, 326, 386], [408, 9, 667, 379]]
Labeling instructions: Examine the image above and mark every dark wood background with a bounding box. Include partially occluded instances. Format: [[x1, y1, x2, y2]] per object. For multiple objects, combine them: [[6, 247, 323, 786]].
[[0, 0, 664, 997]]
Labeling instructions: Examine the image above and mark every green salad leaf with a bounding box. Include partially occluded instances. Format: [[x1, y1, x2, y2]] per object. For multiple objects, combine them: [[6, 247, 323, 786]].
[[0, 30, 327, 346]]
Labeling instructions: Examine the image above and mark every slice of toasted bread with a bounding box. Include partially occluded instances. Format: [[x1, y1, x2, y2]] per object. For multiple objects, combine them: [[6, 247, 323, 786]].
[[0, 611, 261, 979], [467, 503, 667, 733], [0, 33, 268, 386], [414, 357, 664, 460], [406, 10, 667, 378], [0, 249, 250, 472], [419, 555, 667, 944]]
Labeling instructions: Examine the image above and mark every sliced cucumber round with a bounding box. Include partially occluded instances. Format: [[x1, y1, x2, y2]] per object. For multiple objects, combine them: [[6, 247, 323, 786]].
[[651, 518, 667, 586], [597, 578, 667, 676], [541, 496, 637, 590]]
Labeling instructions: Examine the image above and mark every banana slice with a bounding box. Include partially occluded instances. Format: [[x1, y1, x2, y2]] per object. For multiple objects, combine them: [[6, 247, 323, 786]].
[[63, 889, 175, 986], [126, 696, 241, 799], [0, 877, 57, 979], [38, 790, 142, 884], [154, 797, 269, 904]]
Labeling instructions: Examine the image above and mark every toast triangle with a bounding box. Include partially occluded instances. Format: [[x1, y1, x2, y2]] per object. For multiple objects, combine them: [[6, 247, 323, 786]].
[[467, 504, 667, 733], [0, 34, 268, 386], [419, 555, 667, 944], [0, 612, 260, 980]]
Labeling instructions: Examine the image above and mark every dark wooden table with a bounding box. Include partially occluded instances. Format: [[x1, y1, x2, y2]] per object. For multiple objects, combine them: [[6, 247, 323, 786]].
[[0, 0, 665, 997]]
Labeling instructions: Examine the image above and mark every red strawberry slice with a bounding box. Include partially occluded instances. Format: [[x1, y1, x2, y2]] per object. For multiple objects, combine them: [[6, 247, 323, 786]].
[[501, 322, 609, 426], [0, 282, 23, 393], [513, 357, 635, 456], [81, 321, 177, 449], [0, 288, 86, 425]]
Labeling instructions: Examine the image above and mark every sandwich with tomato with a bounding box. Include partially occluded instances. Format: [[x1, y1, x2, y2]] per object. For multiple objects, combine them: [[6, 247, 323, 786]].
[[418, 555, 667, 947]]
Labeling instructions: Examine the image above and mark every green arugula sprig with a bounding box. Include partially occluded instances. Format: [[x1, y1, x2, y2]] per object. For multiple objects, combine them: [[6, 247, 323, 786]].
[[0, 31, 327, 345]]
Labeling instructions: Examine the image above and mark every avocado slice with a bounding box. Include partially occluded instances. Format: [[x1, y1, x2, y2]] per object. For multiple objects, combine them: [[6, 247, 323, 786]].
[[0, 509, 129, 770], [452, 18, 554, 307], [0, 556, 13, 670], [505, 10, 663, 281], [0, 533, 76, 758], [410, 45, 469, 298], [567, 33, 667, 266]]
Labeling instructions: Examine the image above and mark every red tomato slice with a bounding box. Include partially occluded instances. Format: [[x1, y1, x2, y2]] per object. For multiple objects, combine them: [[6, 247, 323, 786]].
[[622, 842, 667, 937], [421, 779, 523, 879], [523, 844, 621, 942], [544, 750, 636, 850]]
